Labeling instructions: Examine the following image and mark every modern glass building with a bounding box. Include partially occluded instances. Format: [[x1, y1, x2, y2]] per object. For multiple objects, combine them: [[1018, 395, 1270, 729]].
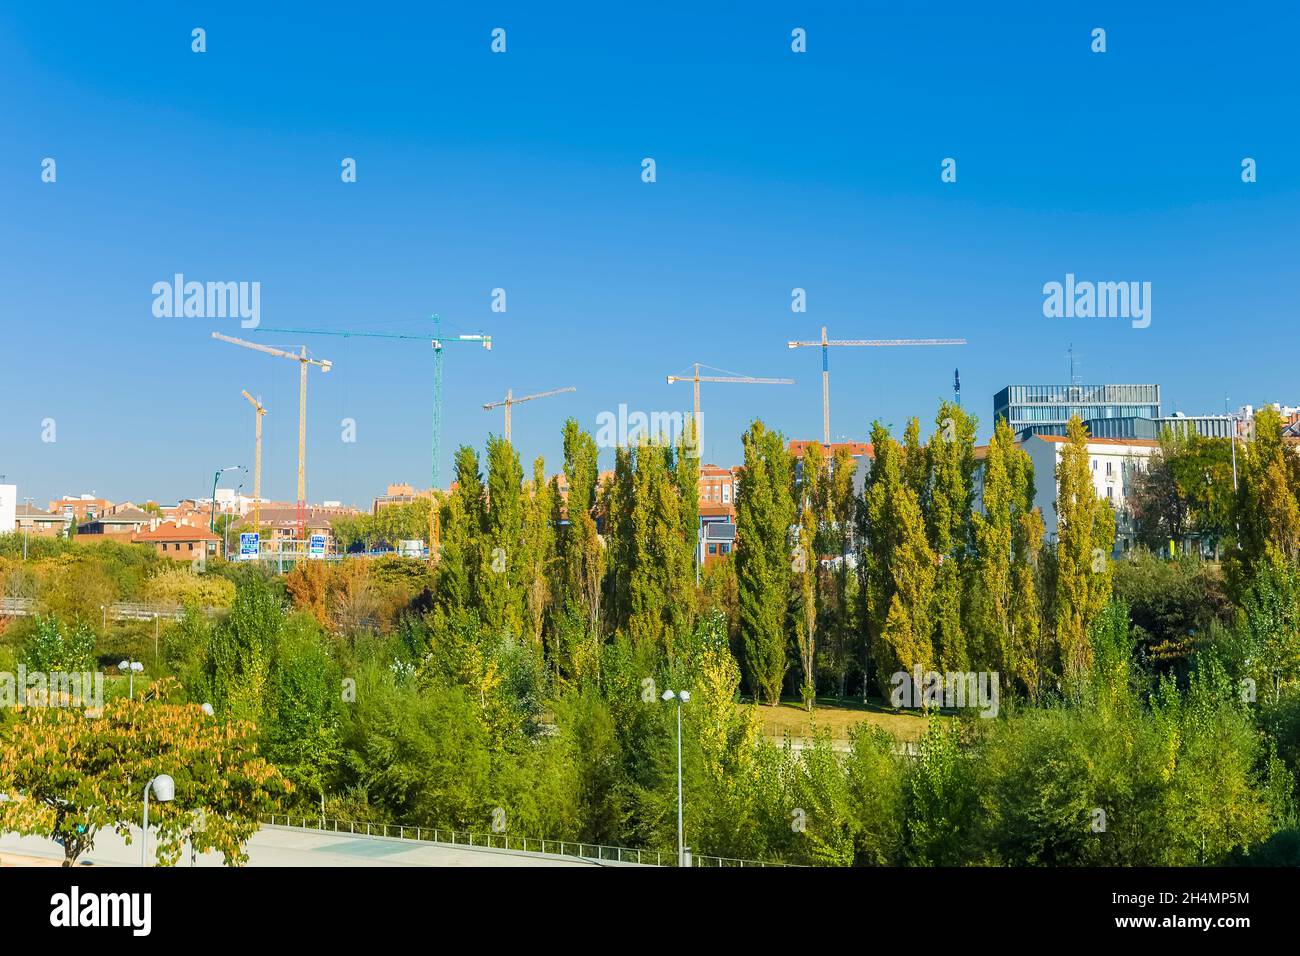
[[993, 384, 1161, 439], [1083, 414, 1236, 440]]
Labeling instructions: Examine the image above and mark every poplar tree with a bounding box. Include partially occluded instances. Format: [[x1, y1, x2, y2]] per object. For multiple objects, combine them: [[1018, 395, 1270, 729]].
[[795, 442, 825, 710], [674, 423, 701, 593], [627, 439, 690, 651], [902, 418, 930, 509], [927, 402, 975, 672], [1053, 416, 1116, 686], [973, 417, 1044, 694], [863, 424, 937, 692], [557, 419, 604, 633], [1233, 406, 1300, 584], [520, 456, 555, 649], [480, 436, 526, 638], [824, 445, 859, 697], [602, 446, 636, 634], [736, 420, 794, 704], [437, 446, 485, 614]]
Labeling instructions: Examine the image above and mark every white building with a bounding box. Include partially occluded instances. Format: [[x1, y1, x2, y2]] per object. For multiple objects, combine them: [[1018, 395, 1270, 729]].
[[1021, 435, 1160, 550], [0, 484, 15, 534]]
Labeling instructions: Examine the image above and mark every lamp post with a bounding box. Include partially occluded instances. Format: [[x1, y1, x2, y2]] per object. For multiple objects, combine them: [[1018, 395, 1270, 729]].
[[119, 660, 144, 699], [209, 465, 242, 533], [21, 497, 33, 560], [660, 688, 691, 866], [140, 774, 175, 867]]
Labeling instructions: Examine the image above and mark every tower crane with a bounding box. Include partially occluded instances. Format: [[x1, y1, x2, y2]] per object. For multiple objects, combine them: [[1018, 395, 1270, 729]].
[[212, 332, 332, 545], [665, 363, 794, 459], [787, 327, 966, 444], [252, 316, 491, 490], [250, 316, 492, 561], [241, 390, 267, 539], [483, 387, 576, 444]]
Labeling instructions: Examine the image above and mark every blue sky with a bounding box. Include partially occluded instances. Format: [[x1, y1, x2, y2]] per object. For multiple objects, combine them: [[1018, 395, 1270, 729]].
[[2, 2, 1297, 508]]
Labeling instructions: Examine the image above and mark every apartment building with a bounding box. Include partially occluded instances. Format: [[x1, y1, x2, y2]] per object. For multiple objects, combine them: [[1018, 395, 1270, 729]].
[[48, 495, 113, 523], [1021, 434, 1161, 551], [15, 502, 67, 537], [133, 522, 222, 569]]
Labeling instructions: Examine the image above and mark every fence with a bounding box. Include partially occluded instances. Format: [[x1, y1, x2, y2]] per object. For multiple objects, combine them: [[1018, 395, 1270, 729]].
[[0, 597, 218, 622], [260, 814, 792, 867]]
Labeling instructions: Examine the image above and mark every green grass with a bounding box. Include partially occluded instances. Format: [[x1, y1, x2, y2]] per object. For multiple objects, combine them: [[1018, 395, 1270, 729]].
[[738, 696, 932, 743]]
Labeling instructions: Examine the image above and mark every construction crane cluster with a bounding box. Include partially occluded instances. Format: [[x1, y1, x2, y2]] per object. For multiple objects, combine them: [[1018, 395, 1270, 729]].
[[213, 332, 331, 543], [210, 309, 967, 562]]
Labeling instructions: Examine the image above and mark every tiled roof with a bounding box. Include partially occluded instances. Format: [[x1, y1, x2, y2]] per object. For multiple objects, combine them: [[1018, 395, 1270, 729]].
[[133, 522, 220, 542]]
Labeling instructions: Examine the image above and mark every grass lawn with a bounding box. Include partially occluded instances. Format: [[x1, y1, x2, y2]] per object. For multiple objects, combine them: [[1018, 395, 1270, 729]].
[[737, 696, 932, 743]]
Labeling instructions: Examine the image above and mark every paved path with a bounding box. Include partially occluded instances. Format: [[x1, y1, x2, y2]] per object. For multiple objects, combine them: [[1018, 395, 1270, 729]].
[[0, 824, 599, 867]]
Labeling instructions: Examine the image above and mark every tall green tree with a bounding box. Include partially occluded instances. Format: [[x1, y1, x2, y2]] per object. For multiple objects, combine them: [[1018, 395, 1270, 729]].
[[521, 456, 556, 649], [627, 439, 691, 651], [557, 419, 604, 633], [480, 436, 526, 638], [675, 419, 701, 577], [823, 445, 859, 698], [736, 420, 794, 704], [927, 402, 976, 672], [602, 446, 636, 634], [863, 423, 937, 692], [795, 442, 825, 710], [1053, 416, 1116, 686], [437, 445, 486, 614], [972, 416, 1045, 694]]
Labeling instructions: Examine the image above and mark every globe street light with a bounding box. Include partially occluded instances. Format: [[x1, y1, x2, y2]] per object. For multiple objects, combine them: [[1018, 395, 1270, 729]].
[[118, 660, 144, 699], [141, 774, 175, 867], [661, 688, 691, 866]]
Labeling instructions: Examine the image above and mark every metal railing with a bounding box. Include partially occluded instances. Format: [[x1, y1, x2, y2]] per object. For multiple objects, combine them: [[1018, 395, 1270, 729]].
[[260, 814, 792, 867], [0, 597, 218, 621]]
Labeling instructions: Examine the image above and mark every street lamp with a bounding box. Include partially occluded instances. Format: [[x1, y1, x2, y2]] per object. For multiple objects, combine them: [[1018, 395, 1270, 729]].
[[209, 465, 243, 533], [140, 774, 175, 867], [661, 688, 691, 867], [21, 497, 33, 561], [118, 660, 144, 699]]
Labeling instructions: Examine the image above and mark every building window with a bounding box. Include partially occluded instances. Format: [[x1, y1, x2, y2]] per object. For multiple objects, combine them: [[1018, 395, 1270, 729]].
[[722, 484, 731, 503], [1105, 461, 1113, 476], [708, 544, 717, 555]]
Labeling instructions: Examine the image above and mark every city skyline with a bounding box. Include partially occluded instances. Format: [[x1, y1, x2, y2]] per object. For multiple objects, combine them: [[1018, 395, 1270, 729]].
[[3, 3, 1297, 506]]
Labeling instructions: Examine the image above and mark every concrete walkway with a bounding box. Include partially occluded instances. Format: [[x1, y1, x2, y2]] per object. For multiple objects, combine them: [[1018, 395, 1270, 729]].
[[0, 824, 600, 867]]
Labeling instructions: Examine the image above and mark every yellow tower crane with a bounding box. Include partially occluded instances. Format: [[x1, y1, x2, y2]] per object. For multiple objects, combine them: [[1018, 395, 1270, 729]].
[[787, 327, 966, 445], [213, 332, 332, 547], [482, 386, 576, 443], [666, 363, 795, 459], [240, 390, 267, 541]]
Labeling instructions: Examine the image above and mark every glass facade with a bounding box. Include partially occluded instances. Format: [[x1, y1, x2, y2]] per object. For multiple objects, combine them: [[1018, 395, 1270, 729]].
[[993, 384, 1161, 438]]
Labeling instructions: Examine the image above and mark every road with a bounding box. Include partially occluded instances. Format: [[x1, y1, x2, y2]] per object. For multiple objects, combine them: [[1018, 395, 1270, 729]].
[[0, 824, 602, 867]]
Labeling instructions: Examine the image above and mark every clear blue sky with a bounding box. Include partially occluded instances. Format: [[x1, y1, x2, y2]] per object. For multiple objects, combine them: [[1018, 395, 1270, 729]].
[[2, 2, 1297, 508]]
